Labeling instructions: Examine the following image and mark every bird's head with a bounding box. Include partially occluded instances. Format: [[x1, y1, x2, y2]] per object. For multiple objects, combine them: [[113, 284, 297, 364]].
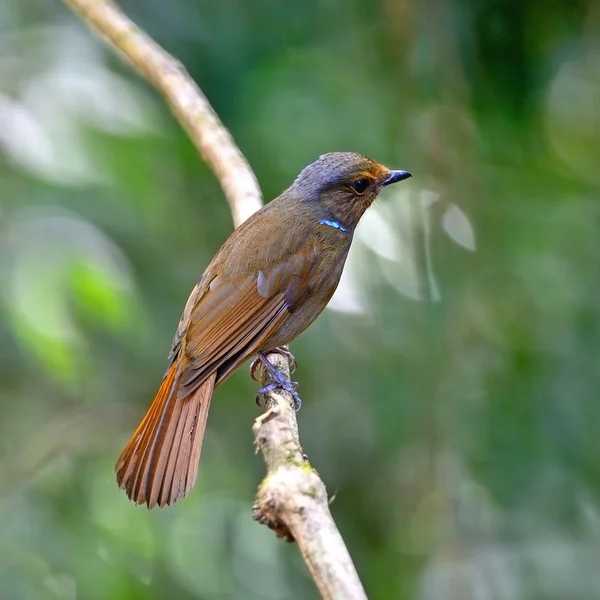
[[290, 152, 411, 231]]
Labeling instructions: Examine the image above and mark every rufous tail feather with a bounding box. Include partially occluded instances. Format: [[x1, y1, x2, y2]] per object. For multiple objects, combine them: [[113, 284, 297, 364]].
[[115, 362, 216, 508]]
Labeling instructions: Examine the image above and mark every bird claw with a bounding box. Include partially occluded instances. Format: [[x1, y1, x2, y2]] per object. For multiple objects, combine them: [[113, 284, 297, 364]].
[[273, 347, 297, 374], [253, 351, 302, 411], [256, 382, 302, 411], [250, 347, 297, 382]]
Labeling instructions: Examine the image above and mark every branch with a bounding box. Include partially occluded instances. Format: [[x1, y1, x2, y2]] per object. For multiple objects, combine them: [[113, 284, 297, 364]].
[[60, 0, 367, 597], [253, 353, 368, 599], [62, 0, 262, 228]]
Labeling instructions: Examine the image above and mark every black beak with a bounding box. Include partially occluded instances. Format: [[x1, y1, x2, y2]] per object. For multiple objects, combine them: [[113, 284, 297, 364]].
[[382, 170, 412, 186]]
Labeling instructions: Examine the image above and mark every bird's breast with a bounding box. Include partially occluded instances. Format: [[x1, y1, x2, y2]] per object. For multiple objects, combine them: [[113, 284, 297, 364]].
[[258, 238, 350, 350]]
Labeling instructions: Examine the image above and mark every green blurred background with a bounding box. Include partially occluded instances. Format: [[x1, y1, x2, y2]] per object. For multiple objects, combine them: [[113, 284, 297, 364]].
[[1, 0, 600, 598]]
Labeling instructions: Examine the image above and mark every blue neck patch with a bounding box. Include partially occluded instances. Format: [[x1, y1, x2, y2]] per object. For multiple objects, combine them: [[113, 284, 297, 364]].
[[318, 218, 348, 233]]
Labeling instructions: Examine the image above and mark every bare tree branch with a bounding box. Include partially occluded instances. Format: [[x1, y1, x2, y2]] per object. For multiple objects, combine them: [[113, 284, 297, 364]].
[[62, 0, 262, 227], [253, 353, 368, 600], [59, 0, 367, 597]]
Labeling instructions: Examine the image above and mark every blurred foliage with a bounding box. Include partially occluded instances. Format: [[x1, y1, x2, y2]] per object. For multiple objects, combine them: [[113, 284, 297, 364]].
[[1, 0, 600, 598]]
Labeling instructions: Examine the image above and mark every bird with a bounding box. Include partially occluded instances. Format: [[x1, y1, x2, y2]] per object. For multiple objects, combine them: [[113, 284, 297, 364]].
[[115, 151, 412, 508]]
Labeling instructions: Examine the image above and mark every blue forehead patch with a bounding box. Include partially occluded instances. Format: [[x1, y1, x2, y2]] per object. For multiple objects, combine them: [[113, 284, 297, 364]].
[[318, 219, 348, 233]]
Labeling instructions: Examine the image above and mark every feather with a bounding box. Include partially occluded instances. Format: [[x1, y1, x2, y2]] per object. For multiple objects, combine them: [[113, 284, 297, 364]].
[[115, 364, 216, 508]]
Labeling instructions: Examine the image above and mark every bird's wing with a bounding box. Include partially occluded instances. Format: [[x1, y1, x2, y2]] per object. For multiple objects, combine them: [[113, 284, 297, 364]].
[[172, 239, 320, 396], [167, 279, 204, 366]]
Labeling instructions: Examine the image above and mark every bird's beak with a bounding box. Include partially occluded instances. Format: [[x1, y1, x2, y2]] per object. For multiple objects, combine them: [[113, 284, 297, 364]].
[[382, 170, 412, 186]]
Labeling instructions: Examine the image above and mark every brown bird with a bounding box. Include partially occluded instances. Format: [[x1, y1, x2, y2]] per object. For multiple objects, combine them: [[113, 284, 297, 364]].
[[115, 152, 411, 508]]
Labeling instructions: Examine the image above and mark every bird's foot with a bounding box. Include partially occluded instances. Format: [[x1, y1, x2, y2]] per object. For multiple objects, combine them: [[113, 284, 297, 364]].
[[272, 346, 297, 374], [256, 381, 302, 411], [253, 351, 302, 411], [250, 346, 297, 382]]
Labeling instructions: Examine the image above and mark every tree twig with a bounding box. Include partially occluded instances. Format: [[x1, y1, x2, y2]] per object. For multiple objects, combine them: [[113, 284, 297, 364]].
[[59, 0, 367, 597]]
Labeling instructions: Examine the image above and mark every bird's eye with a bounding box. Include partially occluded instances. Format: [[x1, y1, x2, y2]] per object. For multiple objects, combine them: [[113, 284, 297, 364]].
[[352, 178, 369, 195]]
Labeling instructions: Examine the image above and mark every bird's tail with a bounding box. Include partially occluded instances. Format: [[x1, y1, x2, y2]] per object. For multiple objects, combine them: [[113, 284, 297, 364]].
[[115, 362, 216, 508]]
